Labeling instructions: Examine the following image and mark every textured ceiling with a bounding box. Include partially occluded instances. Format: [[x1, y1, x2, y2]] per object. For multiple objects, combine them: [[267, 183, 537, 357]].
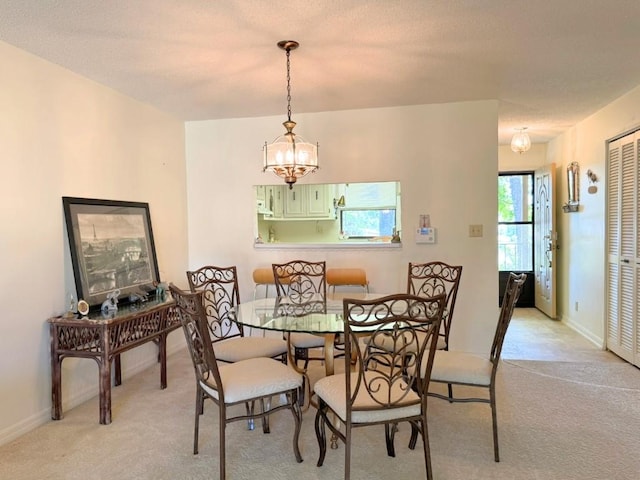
[[1, 0, 639, 144]]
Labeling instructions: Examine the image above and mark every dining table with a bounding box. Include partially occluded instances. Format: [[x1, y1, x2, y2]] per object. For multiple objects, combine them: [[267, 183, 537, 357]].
[[231, 292, 384, 376], [231, 291, 411, 450]]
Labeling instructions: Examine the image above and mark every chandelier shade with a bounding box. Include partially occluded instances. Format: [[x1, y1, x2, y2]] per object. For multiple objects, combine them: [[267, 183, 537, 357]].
[[510, 127, 531, 154], [263, 40, 318, 189]]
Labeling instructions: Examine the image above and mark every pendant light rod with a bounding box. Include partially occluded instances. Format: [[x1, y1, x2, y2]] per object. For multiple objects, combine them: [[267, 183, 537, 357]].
[[278, 40, 298, 124]]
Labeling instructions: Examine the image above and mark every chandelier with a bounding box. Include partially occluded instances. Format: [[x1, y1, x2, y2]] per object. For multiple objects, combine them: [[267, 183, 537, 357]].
[[510, 127, 531, 154], [263, 40, 318, 189]]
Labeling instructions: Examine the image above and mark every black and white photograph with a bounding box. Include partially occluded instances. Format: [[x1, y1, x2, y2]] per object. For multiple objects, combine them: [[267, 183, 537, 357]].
[[63, 197, 160, 308]]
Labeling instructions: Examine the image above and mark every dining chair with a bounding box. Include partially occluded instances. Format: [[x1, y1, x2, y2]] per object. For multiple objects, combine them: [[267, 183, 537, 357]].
[[407, 261, 463, 400], [187, 265, 290, 430], [272, 260, 330, 369], [326, 267, 369, 294], [420, 271, 526, 462], [252, 267, 276, 300], [407, 261, 463, 352], [314, 293, 446, 480], [169, 284, 304, 480], [186, 265, 288, 364]]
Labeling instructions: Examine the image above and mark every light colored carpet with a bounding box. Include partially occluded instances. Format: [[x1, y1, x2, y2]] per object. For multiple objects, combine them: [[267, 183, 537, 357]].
[[1, 350, 639, 480]]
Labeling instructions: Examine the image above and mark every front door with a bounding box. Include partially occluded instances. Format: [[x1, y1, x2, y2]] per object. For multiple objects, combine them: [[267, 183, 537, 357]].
[[534, 164, 557, 318]]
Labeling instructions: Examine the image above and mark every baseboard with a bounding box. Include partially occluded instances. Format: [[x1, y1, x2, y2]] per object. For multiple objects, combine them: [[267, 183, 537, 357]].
[[0, 343, 186, 448], [560, 313, 605, 349]]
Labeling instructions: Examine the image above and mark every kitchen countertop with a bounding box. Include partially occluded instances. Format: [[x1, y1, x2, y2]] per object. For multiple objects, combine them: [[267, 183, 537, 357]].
[[254, 241, 402, 249]]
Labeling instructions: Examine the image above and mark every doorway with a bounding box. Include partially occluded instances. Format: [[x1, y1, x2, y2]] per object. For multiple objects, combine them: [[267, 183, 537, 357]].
[[498, 167, 557, 316], [498, 172, 535, 306]]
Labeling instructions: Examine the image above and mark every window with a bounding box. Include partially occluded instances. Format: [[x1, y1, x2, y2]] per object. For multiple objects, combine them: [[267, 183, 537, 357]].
[[341, 209, 396, 238], [498, 173, 533, 271], [339, 182, 398, 239]]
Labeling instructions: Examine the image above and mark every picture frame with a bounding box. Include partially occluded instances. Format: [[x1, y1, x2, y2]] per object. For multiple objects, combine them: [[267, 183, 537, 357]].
[[62, 197, 160, 309]]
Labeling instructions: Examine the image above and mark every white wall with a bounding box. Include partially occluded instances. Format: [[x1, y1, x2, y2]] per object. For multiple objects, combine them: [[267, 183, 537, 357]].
[[0, 41, 188, 445], [499, 144, 548, 172], [185, 100, 500, 353], [547, 85, 640, 346]]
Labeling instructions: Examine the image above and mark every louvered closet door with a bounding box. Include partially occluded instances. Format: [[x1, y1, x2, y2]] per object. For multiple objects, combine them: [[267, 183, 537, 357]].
[[606, 132, 639, 365]]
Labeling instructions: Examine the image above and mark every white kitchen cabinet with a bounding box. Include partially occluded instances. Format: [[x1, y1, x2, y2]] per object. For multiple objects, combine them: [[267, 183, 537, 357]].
[[306, 184, 332, 218], [267, 185, 284, 218], [263, 184, 333, 220], [284, 186, 306, 217]]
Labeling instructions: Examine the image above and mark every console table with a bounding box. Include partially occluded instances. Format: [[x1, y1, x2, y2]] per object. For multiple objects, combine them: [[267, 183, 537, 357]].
[[48, 295, 179, 424]]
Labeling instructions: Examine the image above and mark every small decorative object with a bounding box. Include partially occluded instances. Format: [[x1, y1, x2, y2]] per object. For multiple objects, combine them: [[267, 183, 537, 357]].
[[77, 299, 90, 316], [101, 289, 120, 314], [63, 294, 76, 318], [587, 169, 598, 194], [155, 282, 168, 300], [255, 234, 264, 244], [268, 226, 276, 243], [391, 229, 401, 243], [128, 290, 148, 304]]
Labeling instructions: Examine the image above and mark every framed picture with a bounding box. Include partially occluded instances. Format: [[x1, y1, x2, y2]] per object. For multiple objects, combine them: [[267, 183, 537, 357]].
[[62, 197, 160, 308]]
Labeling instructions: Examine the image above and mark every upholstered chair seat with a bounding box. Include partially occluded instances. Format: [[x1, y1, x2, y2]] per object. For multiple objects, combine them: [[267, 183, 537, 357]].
[[314, 371, 421, 423], [212, 337, 291, 364], [200, 357, 302, 403]]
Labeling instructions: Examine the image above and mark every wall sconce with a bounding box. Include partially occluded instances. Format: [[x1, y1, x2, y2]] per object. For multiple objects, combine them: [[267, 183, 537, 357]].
[[562, 162, 580, 213], [586, 169, 598, 194], [333, 195, 345, 218]]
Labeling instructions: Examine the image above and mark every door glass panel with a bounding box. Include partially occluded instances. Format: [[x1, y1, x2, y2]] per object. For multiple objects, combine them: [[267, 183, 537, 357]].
[[498, 175, 533, 222], [498, 173, 534, 271], [498, 224, 533, 270]]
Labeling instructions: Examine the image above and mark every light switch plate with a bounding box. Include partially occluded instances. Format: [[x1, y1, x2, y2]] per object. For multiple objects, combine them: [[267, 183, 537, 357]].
[[469, 224, 483, 237]]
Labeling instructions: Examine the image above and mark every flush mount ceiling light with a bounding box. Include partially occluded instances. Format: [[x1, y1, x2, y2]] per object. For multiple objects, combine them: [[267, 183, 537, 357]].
[[510, 127, 531, 154], [263, 40, 318, 189]]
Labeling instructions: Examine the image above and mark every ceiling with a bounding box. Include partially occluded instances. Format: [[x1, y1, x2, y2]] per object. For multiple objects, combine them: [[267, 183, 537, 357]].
[[2, 1, 640, 145]]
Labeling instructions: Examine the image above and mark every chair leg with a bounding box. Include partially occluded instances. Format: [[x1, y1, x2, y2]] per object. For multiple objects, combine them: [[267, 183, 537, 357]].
[[295, 347, 311, 371], [490, 384, 500, 462], [297, 375, 306, 407], [219, 407, 226, 480], [385, 423, 396, 457], [344, 425, 352, 480], [290, 391, 304, 463], [194, 387, 203, 454], [314, 400, 328, 467], [261, 397, 271, 434], [408, 421, 419, 450], [448, 383, 454, 400], [245, 401, 255, 430], [420, 417, 434, 480]]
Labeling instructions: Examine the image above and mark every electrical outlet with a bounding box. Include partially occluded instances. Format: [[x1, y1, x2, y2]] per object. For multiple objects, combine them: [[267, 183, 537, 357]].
[[469, 224, 483, 237]]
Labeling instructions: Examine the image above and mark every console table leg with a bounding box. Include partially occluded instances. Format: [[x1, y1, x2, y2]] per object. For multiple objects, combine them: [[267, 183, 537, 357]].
[[51, 355, 63, 420], [99, 359, 112, 425], [159, 333, 168, 389], [114, 354, 122, 386]]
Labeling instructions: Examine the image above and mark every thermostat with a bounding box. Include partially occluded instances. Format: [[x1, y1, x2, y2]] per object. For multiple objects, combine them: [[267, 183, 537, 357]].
[[415, 227, 436, 244]]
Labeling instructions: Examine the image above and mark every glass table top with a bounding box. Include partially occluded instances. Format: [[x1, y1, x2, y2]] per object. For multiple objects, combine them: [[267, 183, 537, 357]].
[[231, 293, 385, 334]]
